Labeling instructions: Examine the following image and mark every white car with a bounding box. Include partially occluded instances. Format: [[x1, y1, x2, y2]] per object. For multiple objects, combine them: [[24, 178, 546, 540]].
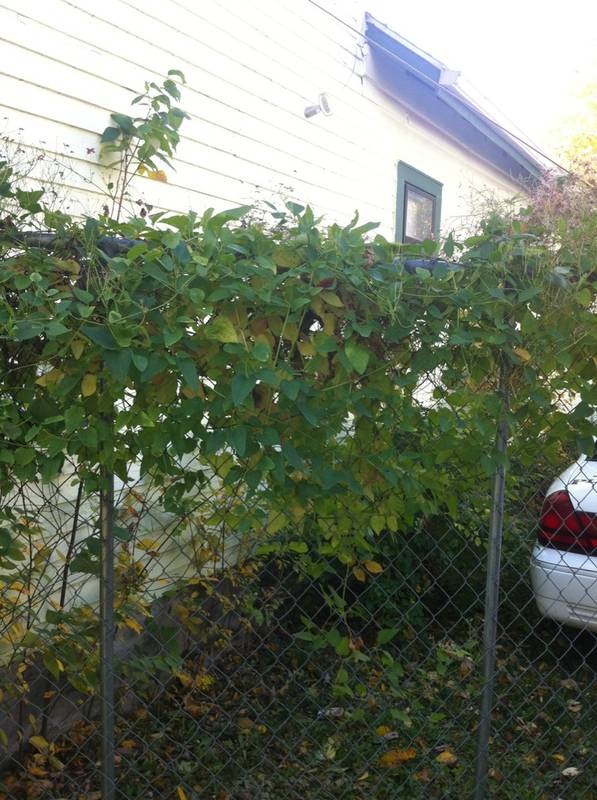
[[530, 453, 597, 632]]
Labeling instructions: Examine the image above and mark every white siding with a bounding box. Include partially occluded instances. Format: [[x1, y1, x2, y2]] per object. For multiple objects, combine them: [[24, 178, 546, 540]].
[[0, 0, 519, 237]]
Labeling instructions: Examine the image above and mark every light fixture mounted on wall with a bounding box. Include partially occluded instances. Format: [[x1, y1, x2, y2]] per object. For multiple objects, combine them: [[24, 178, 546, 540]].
[[304, 93, 332, 119]]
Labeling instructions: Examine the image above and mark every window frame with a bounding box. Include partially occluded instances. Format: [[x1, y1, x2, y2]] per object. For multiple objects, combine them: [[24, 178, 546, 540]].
[[396, 162, 443, 243]]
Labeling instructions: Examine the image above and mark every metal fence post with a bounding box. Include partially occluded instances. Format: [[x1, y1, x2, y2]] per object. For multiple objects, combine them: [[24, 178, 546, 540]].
[[473, 374, 509, 800], [99, 454, 116, 799]]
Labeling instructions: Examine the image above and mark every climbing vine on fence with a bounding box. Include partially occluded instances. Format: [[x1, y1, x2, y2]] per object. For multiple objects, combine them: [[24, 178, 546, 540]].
[[0, 82, 595, 718]]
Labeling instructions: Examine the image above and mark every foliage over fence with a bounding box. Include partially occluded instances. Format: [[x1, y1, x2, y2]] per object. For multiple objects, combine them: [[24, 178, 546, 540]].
[[0, 76, 596, 796], [2, 154, 596, 675]]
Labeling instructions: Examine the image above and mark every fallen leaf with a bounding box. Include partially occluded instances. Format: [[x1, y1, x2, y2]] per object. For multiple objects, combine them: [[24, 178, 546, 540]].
[[120, 739, 137, 750], [436, 749, 458, 766], [176, 788, 188, 800], [29, 735, 49, 754], [317, 707, 344, 720], [414, 767, 432, 782], [322, 737, 337, 760], [567, 699, 582, 713], [562, 766, 581, 778], [380, 747, 417, 767], [459, 657, 474, 678], [26, 762, 48, 778], [551, 753, 566, 764], [560, 678, 578, 690], [356, 770, 369, 782], [375, 725, 392, 737]]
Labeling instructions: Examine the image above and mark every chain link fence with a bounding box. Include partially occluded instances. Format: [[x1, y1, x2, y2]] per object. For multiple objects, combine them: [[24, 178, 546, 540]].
[[1, 192, 596, 800], [1, 355, 595, 800]]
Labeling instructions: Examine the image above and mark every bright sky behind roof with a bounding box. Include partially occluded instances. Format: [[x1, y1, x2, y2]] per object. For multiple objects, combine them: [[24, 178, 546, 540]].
[[364, 0, 597, 162]]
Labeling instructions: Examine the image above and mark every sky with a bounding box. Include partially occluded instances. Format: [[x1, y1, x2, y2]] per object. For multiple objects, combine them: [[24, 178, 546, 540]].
[[364, 0, 596, 163]]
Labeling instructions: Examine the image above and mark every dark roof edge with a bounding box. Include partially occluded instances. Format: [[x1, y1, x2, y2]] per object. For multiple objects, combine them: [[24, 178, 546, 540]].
[[364, 13, 545, 186]]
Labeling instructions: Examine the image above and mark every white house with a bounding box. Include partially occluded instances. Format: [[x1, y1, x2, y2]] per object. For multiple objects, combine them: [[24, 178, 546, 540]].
[[0, 0, 543, 240]]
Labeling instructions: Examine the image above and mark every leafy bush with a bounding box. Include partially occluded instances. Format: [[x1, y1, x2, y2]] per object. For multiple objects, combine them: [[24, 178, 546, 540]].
[[0, 78, 595, 721]]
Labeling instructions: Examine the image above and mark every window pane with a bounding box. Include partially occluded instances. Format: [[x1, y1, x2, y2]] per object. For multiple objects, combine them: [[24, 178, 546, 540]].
[[404, 184, 435, 242]]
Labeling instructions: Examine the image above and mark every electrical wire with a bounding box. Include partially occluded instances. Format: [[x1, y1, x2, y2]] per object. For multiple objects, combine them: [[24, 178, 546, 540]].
[[306, 0, 578, 177]]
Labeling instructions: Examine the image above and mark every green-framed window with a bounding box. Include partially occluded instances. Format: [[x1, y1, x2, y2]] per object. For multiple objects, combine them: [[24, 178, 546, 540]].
[[396, 162, 442, 243]]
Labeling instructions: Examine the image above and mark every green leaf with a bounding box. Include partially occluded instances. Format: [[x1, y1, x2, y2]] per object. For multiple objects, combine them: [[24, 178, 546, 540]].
[[14, 320, 44, 341], [81, 324, 118, 350], [14, 274, 31, 290], [345, 341, 370, 374], [15, 448, 36, 466], [110, 113, 135, 135], [104, 348, 132, 382], [282, 442, 304, 470], [100, 126, 121, 143], [227, 426, 247, 457], [252, 340, 271, 362], [377, 628, 399, 645], [132, 353, 149, 373], [164, 328, 183, 347], [15, 188, 43, 213], [231, 374, 257, 406], [178, 357, 199, 391], [45, 320, 69, 338]]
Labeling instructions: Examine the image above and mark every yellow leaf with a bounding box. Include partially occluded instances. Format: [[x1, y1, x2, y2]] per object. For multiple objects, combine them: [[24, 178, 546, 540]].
[[176, 788, 188, 800], [266, 512, 288, 535], [281, 322, 299, 342], [36, 369, 64, 387], [436, 749, 458, 766], [120, 739, 137, 751], [29, 735, 49, 754], [122, 617, 143, 635], [298, 340, 315, 357], [380, 747, 417, 767], [364, 559, 383, 575], [137, 538, 161, 552], [147, 169, 167, 182], [54, 258, 80, 275], [513, 346, 531, 362], [175, 670, 194, 688], [81, 373, 97, 397], [321, 312, 336, 336], [320, 291, 344, 308], [551, 753, 566, 764], [375, 725, 392, 736], [27, 763, 48, 778], [71, 339, 85, 360], [352, 566, 367, 583], [273, 245, 302, 268]]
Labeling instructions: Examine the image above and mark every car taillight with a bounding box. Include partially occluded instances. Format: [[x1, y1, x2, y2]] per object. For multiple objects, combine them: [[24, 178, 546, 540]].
[[538, 490, 597, 555]]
